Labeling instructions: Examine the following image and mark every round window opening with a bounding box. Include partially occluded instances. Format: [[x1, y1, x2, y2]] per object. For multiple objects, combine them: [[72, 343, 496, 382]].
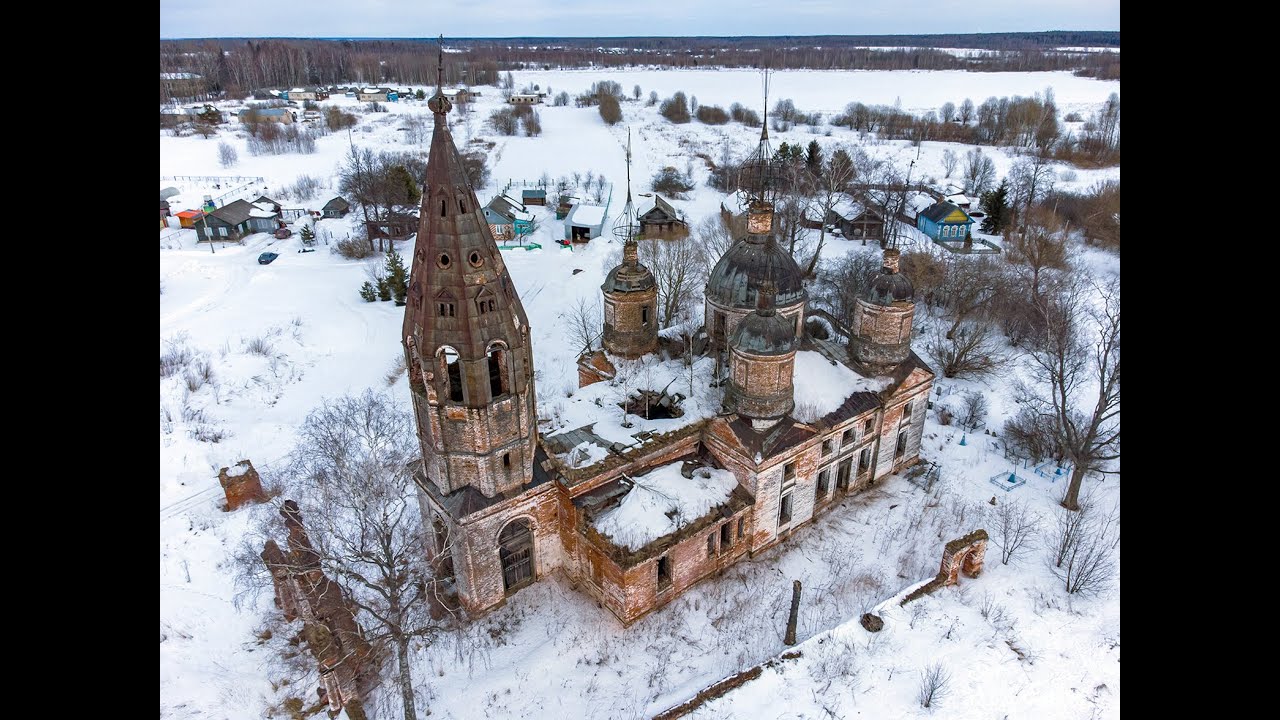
[[437, 253, 451, 268], [469, 251, 483, 267]]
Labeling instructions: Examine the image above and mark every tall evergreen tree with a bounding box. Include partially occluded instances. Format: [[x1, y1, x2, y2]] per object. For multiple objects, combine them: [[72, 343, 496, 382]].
[[805, 140, 823, 176], [385, 247, 409, 305], [980, 179, 1010, 234]]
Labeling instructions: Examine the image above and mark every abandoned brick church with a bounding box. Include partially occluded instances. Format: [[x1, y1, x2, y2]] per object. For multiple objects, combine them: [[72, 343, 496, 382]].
[[403, 82, 934, 625]]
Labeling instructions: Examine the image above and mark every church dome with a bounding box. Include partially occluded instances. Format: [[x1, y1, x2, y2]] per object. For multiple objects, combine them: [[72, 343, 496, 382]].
[[863, 247, 914, 305], [730, 310, 796, 356], [706, 237, 805, 310], [865, 271, 914, 305], [602, 261, 655, 293]]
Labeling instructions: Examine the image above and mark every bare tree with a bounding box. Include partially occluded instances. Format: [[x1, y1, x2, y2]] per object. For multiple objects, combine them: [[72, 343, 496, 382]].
[[277, 390, 443, 720], [925, 321, 1006, 379], [961, 147, 997, 196], [939, 255, 1006, 339], [1008, 151, 1056, 238], [638, 234, 709, 328], [804, 146, 858, 276], [565, 296, 601, 356], [1049, 500, 1118, 596], [959, 390, 988, 428], [987, 498, 1041, 565], [339, 145, 379, 251], [1006, 206, 1069, 300], [695, 214, 737, 262], [1022, 279, 1120, 511], [940, 149, 958, 178], [959, 98, 975, 125], [917, 662, 952, 709], [218, 141, 238, 168], [814, 251, 882, 331]]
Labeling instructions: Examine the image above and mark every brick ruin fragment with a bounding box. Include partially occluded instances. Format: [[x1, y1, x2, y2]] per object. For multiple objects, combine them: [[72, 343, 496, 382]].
[[261, 500, 381, 717], [218, 459, 268, 511]]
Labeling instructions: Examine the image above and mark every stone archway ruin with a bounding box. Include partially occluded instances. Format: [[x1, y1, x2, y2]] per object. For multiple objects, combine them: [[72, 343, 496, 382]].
[[940, 529, 988, 586]]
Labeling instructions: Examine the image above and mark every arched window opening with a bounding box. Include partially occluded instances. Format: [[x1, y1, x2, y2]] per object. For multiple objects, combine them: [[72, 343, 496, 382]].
[[487, 345, 509, 397], [441, 347, 463, 402], [498, 519, 534, 593], [440, 199, 447, 217], [459, 199, 466, 214]]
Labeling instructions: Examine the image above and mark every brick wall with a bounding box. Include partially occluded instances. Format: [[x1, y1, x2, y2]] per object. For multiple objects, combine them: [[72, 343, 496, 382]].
[[446, 482, 564, 614]]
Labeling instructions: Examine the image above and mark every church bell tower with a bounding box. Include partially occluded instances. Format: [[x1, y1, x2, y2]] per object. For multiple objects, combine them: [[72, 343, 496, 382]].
[[403, 49, 539, 499]]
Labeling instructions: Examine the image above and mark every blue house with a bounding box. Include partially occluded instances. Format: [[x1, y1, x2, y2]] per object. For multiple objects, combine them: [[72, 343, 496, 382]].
[[483, 195, 534, 240], [917, 201, 974, 242]]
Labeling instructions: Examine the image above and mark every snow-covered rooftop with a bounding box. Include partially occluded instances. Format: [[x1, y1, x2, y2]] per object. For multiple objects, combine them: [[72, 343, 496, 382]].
[[591, 461, 737, 551], [249, 208, 276, 218], [793, 350, 889, 418], [543, 355, 721, 471], [570, 204, 606, 226]]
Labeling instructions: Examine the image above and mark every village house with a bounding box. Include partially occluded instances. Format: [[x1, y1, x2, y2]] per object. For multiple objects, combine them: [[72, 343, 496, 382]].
[[282, 87, 329, 101], [917, 200, 974, 242], [322, 196, 351, 219], [239, 107, 296, 124], [194, 198, 281, 242], [507, 92, 543, 105], [401, 81, 933, 626], [826, 196, 884, 243], [483, 194, 534, 240], [357, 88, 398, 102], [636, 194, 688, 237], [521, 188, 547, 206], [365, 210, 419, 240], [443, 88, 476, 104]]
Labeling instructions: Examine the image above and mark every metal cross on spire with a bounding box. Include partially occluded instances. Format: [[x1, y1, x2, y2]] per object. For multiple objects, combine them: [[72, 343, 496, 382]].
[[612, 128, 638, 246], [436, 34, 445, 92]]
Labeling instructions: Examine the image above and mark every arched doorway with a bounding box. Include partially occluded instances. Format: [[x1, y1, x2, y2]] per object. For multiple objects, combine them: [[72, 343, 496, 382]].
[[499, 519, 534, 593]]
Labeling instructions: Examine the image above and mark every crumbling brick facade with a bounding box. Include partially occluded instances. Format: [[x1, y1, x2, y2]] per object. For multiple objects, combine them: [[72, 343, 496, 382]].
[[402, 90, 936, 626], [602, 239, 659, 358], [726, 348, 795, 423], [939, 529, 989, 585], [261, 501, 380, 717]]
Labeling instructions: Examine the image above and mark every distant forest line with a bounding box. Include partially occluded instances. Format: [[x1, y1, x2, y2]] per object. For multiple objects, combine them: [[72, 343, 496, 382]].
[[160, 32, 1119, 103]]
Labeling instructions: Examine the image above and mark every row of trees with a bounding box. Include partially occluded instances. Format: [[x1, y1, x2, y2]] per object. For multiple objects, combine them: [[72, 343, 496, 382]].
[[830, 91, 1119, 165], [161, 35, 1119, 102]]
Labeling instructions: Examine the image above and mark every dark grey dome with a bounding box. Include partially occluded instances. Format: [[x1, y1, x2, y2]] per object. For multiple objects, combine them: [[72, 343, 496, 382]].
[[730, 311, 796, 356], [602, 262, 655, 293], [865, 270, 914, 305], [706, 238, 806, 310]]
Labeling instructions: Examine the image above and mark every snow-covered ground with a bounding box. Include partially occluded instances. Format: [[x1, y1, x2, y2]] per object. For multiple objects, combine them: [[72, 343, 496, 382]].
[[160, 67, 1118, 719]]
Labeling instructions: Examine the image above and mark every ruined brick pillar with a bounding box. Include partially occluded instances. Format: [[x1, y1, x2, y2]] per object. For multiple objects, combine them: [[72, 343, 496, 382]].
[[218, 459, 268, 511]]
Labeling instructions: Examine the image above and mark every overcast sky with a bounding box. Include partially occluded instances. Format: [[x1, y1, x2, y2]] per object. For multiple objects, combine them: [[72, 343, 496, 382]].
[[159, 1, 1119, 39]]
